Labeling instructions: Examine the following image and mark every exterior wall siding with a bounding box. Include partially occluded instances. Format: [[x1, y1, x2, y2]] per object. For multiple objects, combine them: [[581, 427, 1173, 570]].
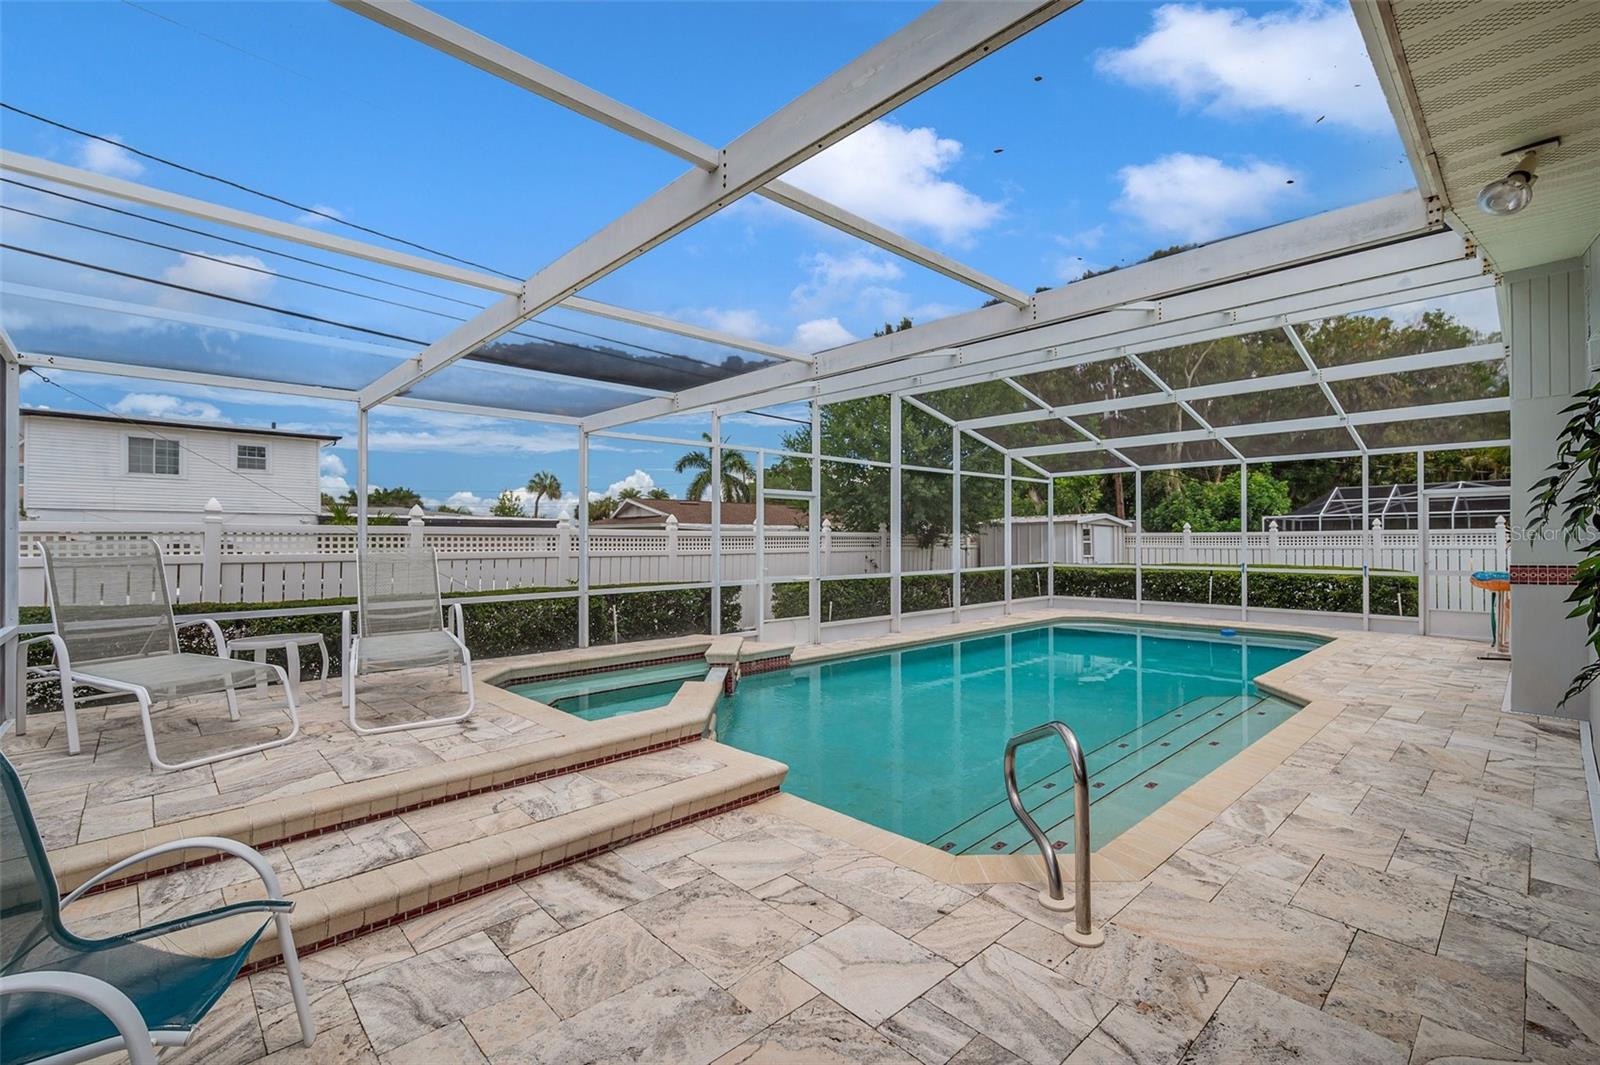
[[21, 416, 325, 525]]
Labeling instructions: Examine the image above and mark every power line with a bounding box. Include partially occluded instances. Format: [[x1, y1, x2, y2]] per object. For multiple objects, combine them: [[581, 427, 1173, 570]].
[[0, 102, 521, 279], [2, 179, 758, 370]]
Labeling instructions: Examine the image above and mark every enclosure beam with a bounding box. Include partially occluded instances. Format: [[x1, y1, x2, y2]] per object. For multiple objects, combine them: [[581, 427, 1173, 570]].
[[356, 406, 370, 547], [755, 453, 767, 642], [1416, 449, 1426, 636], [1240, 462, 1249, 622], [359, 0, 1069, 408], [710, 412, 722, 637], [1, 326, 21, 734], [1044, 474, 1054, 603], [1125, 353, 1247, 464], [890, 396, 903, 633], [1003, 455, 1014, 611], [809, 402, 822, 644], [1135, 469, 1143, 613], [955, 436, 966, 618], [1000, 377, 1137, 471], [334, 0, 1033, 309], [1285, 324, 1366, 452], [577, 431, 591, 648], [0, 151, 809, 365], [951, 344, 1503, 432], [1361, 452, 1371, 630], [588, 192, 1450, 429]]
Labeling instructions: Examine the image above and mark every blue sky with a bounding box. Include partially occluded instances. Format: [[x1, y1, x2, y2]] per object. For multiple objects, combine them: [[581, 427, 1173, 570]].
[[1, 1, 1482, 516]]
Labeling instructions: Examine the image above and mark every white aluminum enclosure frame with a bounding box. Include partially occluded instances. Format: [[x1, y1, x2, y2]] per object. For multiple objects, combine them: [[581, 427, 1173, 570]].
[[0, 0, 1514, 654]]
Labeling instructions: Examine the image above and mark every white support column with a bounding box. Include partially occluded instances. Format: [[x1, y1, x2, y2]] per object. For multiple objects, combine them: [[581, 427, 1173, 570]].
[[1045, 475, 1055, 602], [1416, 449, 1427, 636], [578, 431, 591, 648], [755, 451, 766, 641], [356, 406, 369, 548], [1, 331, 21, 733], [1135, 469, 1144, 613], [710, 413, 722, 636], [1003, 454, 1014, 612], [889, 396, 903, 633], [951, 426, 962, 620], [1239, 462, 1249, 622], [1361, 453, 1371, 630], [808, 401, 822, 645]]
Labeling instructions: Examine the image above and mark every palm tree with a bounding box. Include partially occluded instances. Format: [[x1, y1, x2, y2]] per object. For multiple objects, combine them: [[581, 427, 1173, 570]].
[[525, 470, 561, 518], [646, 487, 671, 499], [617, 486, 643, 500], [675, 434, 755, 502]]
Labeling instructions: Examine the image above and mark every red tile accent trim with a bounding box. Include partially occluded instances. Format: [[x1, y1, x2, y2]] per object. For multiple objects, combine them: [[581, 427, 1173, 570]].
[[1509, 564, 1578, 586], [71, 733, 703, 897], [740, 655, 791, 677], [498, 652, 708, 689], [235, 784, 782, 978]]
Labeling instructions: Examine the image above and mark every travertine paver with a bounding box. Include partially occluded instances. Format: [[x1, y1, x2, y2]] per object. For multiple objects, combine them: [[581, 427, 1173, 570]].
[[23, 628, 1600, 1063]]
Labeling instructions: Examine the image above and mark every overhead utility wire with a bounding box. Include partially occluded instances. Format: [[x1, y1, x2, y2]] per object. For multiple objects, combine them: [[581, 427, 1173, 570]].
[[2, 179, 760, 370], [0, 102, 521, 279]]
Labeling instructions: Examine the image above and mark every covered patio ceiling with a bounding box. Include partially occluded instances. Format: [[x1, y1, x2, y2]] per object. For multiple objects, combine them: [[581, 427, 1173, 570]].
[[0, 0, 1508, 476]]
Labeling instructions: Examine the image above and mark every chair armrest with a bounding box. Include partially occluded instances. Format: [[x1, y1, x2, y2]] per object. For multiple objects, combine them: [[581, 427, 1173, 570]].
[[20, 632, 71, 677], [0, 971, 158, 1065], [175, 617, 229, 658], [449, 602, 465, 639], [62, 836, 288, 909]]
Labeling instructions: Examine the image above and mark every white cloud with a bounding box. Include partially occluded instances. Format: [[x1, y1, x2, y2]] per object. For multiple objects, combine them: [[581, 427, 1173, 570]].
[[677, 307, 773, 341], [790, 251, 906, 318], [161, 253, 275, 300], [588, 469, 656, 502], [1096, 2, 1390, 130], [293, 204, 347, 227], [786, 120, 1002, 244], [365, 426, 577, 455], [110, 392, 226, 423], [1115, 153, 1298, 242], [76, 138, 145, 178], [319, 452, 349, 494], [791, 318, 855, 352]]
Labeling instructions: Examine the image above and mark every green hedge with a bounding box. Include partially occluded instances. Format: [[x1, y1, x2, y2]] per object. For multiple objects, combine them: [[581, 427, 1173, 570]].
[[21, 586, 739, 713], [770, 574, 957, 622], [1051, 566, 1417, 616]]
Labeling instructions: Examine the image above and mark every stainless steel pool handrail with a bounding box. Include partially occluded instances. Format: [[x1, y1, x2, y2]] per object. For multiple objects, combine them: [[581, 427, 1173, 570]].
[[1003, 721, 1103, 947]]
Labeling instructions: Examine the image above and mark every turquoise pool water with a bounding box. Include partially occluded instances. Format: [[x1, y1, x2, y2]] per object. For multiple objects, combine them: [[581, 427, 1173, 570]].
[[716, 624, 1317, 850], [508, 661, 709, 721]]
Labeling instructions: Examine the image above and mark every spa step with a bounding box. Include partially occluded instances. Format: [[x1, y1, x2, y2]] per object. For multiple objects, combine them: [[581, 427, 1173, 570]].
[[107, 740, 786, 968], [49, 677, 728, 895]]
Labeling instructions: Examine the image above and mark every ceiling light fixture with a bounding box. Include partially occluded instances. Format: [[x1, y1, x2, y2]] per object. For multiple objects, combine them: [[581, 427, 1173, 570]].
[[1477, 137, 1560, 216]]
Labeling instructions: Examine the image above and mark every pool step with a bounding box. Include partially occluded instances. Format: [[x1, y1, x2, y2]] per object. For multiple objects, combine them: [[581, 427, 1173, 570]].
[[76, 739, 786, 970], [928, 692, 1236, 854]]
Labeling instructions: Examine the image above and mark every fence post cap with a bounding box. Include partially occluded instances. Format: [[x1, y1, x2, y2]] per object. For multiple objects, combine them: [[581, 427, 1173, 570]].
[[204, 498, 223, 515], [665, 514, 679, 528], [1268, 520, 1278, 532], [556, 509, 572, 527], [1182, 522, 1192, 533]]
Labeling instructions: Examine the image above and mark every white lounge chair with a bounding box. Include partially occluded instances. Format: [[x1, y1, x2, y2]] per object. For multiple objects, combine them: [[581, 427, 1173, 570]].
[[341, 546, 475, 734], [27, 538, 301, 771]]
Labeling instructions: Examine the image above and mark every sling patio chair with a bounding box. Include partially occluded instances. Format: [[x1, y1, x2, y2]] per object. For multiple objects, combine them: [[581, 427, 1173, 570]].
[[341, 545, 475, 734], [29, 538, 301, 772], [0, 749, 317, 1065]]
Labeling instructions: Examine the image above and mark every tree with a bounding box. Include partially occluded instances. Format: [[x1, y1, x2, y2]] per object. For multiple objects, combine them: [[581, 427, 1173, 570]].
[[340, 485, 423, 509], [617, 486, 643, 500], [646, 487, 671, 499], [433, 504, 472, 515], [489, 490, 525, 518], [675, 434, 756, 501], [1144, 468, 1291, 532], [588, 496, 618, 522], [525, 470, 561, 518]]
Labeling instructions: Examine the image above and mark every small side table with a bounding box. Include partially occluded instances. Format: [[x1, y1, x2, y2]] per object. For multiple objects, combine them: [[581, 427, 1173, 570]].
[[228, 632, 330, 702]]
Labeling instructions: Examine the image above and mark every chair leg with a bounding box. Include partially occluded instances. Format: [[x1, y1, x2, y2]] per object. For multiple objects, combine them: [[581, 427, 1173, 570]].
[[223, 678, 241, 722], [317, 640, 330, 698], [273, 910, 318, 1047], [61, 675, 81, 756]]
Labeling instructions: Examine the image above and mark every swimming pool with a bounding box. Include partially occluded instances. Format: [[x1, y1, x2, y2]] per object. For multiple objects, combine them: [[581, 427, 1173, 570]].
[[507, 661, 710, 721], [715, 623, 1318, 851]]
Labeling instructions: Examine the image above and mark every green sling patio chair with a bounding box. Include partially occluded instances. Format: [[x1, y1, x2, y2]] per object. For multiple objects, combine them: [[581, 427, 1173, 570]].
[[341, 546, 475, 734], [0, 750, 316, 1065], [28, 538, 301, 771]]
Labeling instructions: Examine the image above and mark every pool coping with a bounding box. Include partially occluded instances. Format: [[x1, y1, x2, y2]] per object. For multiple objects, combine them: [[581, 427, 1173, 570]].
[[489, 608, 1359, 887]]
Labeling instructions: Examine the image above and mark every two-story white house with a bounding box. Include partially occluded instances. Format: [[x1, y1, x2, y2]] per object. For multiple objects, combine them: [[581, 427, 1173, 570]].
[[20, 409, 339, 526]]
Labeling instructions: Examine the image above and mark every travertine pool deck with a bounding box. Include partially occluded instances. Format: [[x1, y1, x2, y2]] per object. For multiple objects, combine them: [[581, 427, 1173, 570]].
[[7, 617, 1599, 1063]]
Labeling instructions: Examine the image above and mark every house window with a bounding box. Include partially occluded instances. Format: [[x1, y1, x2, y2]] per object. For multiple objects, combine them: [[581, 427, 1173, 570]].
[[128, 436, 179, 476], [236, 443, 268, 471], [1080, 526, 1094, 560]]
